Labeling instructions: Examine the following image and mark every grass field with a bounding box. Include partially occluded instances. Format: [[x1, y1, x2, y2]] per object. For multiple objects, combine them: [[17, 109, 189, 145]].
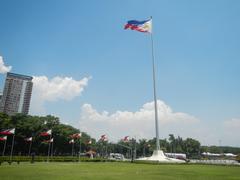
[[0, 162, 239, 180]]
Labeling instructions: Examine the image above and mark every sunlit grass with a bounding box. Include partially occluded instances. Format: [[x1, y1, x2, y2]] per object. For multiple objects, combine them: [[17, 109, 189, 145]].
[[0, 162, 239, 180]]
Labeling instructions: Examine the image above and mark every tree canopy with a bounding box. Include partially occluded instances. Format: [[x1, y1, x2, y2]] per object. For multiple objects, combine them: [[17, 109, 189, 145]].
[[0, 113, 239, 158]]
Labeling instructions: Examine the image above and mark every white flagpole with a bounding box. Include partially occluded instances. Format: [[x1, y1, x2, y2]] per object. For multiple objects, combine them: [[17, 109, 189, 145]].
[[78, 139, 81, 162], [47, 134, 51, 162], [105, 143, 108, 158], [150, 17, 160, 151], [28, 140, 32, 156], [10, 134, 15, 162], [51, 140, 54, 158], [2, 138, 7, 156], [72, 141, 74, 157]]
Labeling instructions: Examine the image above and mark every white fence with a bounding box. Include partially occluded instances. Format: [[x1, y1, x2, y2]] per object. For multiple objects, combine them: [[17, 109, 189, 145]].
[[190, 159, 240, 165]]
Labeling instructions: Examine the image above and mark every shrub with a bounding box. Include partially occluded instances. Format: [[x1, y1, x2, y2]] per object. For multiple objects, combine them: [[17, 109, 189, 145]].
[[236, 155, 240, 162], [0, 156, 117, 163]]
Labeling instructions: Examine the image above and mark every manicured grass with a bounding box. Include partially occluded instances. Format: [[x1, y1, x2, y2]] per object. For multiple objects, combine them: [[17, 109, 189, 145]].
[[0, 162, 239, 180]]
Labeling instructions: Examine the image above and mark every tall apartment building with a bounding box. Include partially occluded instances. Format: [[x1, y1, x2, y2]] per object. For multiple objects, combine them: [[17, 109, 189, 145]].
[[0, 72, 33, 115]]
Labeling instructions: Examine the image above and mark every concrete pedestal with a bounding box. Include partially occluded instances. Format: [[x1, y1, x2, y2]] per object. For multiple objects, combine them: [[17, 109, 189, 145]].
[[137, 150, 185, 163]]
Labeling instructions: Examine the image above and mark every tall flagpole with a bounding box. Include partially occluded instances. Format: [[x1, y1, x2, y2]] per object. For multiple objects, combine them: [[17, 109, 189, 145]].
[[10, 134, 15, 162], [2, 137, 7, 156], [72, 141, 74, 156], [47, 134, 51, 162], [28, 140, 32, 156], [78, 139, 81, 162], [150, 17, 160, 151], [51, 139, 54, 158]]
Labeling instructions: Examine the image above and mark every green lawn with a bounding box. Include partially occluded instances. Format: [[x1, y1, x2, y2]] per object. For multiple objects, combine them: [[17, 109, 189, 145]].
[[0, 162, 239, 180]]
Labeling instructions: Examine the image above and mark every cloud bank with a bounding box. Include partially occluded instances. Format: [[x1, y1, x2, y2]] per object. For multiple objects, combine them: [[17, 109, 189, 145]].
[[222, 118, 240, 144], [224, 118, 240, 130], [79, 100, 199, 141], [30, 76, 90, 114], [0, 56, 12, 73]]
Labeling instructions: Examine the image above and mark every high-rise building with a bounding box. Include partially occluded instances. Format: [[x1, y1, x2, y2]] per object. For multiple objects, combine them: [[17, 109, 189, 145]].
[[0, 72, 33, 115]]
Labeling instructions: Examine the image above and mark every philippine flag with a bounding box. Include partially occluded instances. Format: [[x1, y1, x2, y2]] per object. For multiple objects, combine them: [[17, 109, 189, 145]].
[[124, 18, 152, 33], [40, 129, 52, 136], [69, 139, 74, 144], [100, 134, 108, 142], [25, 137, 33, 142], [0, 128, 15, 135], [43, 138, 53, 143], [87, 140, 92, 145], [0, 136, 7, 141], [70, 133, 82, 139], [123, 136, 130, 143]]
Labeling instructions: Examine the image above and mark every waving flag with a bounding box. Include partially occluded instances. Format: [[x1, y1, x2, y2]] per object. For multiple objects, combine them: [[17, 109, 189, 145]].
[[0, 128, 15, 135], [25, 137, 32, 142], [100, 134, 108, 142], [69, 139, 75, 144], [40, 129, 52, 136], [43, 138, 53, 143], [0, 136, 7, 141], [124, 18, 152, 33], [122, 136, 130, 142], [70, 133, 82, 139], [86, 140, 92, 145]]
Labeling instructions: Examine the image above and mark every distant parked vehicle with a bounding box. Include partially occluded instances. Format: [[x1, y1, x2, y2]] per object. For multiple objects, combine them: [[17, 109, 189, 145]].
[[109, 153, 125, 160], [165, 153, 187, 161]]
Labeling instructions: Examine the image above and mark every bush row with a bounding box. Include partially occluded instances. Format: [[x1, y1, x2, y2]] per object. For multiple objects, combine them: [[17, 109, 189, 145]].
[[0, 156, 117, 163]]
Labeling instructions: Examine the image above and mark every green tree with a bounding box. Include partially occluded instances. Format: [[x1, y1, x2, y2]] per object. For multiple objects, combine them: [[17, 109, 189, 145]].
[[183, 138, 201, 158]]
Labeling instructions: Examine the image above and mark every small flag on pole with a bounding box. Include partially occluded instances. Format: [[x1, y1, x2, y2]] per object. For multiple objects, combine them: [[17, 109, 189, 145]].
[[0, 128, 15, 135], [122, 136, 130, 142], [0, 136, 7, 141], [25, 137, 32, 142], [124, 18, 152, 33], [69, 139, 75, 144], [100, 134, 108, 142], [40, 129, 52, 136], [86, 140, 92, 145], [43, 138, 53, 143], [70, 133, 82, 139]]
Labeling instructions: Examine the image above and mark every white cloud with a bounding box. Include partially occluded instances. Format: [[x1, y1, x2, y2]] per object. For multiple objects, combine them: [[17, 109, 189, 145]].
[[79, 102, 240, 146], [222, 118, 240, 145], [79, 100, 199, 142], [166, 117, 240, 147], [30, 75, 90, 115], [224, 118, 240, 129], [0, 56, 12, 73]]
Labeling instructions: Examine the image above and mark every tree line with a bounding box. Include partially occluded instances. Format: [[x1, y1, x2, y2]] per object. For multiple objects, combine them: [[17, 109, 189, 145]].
[[0, 113, 239, 158]]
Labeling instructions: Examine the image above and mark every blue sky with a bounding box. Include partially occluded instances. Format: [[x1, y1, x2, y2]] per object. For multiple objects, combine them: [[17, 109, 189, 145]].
[[0, 0, 240, 146]]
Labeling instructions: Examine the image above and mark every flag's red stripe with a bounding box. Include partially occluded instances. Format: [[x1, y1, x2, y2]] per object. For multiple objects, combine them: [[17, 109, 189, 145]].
[[0, 131, 12, 135], [40, 132, 50, 136], [124, 24, 148, 33]]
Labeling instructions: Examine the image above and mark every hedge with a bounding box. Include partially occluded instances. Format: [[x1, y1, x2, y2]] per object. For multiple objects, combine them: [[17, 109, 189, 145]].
[[0, 156, 117, 164]]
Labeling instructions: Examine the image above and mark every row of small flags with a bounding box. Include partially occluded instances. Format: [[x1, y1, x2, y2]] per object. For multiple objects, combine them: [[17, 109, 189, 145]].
[[0, 128, 15, 143], [0, 128, 16, 158], [0, 129, 132, 144], [0, 129, 107, 145]]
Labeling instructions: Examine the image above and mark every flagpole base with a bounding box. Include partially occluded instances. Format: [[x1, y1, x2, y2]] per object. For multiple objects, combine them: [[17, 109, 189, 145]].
[[137, 150, 186, 163]]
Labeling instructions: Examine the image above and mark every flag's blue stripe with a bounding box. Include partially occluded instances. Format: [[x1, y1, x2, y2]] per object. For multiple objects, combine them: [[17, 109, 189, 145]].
[[127, 20, 149, 25]]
